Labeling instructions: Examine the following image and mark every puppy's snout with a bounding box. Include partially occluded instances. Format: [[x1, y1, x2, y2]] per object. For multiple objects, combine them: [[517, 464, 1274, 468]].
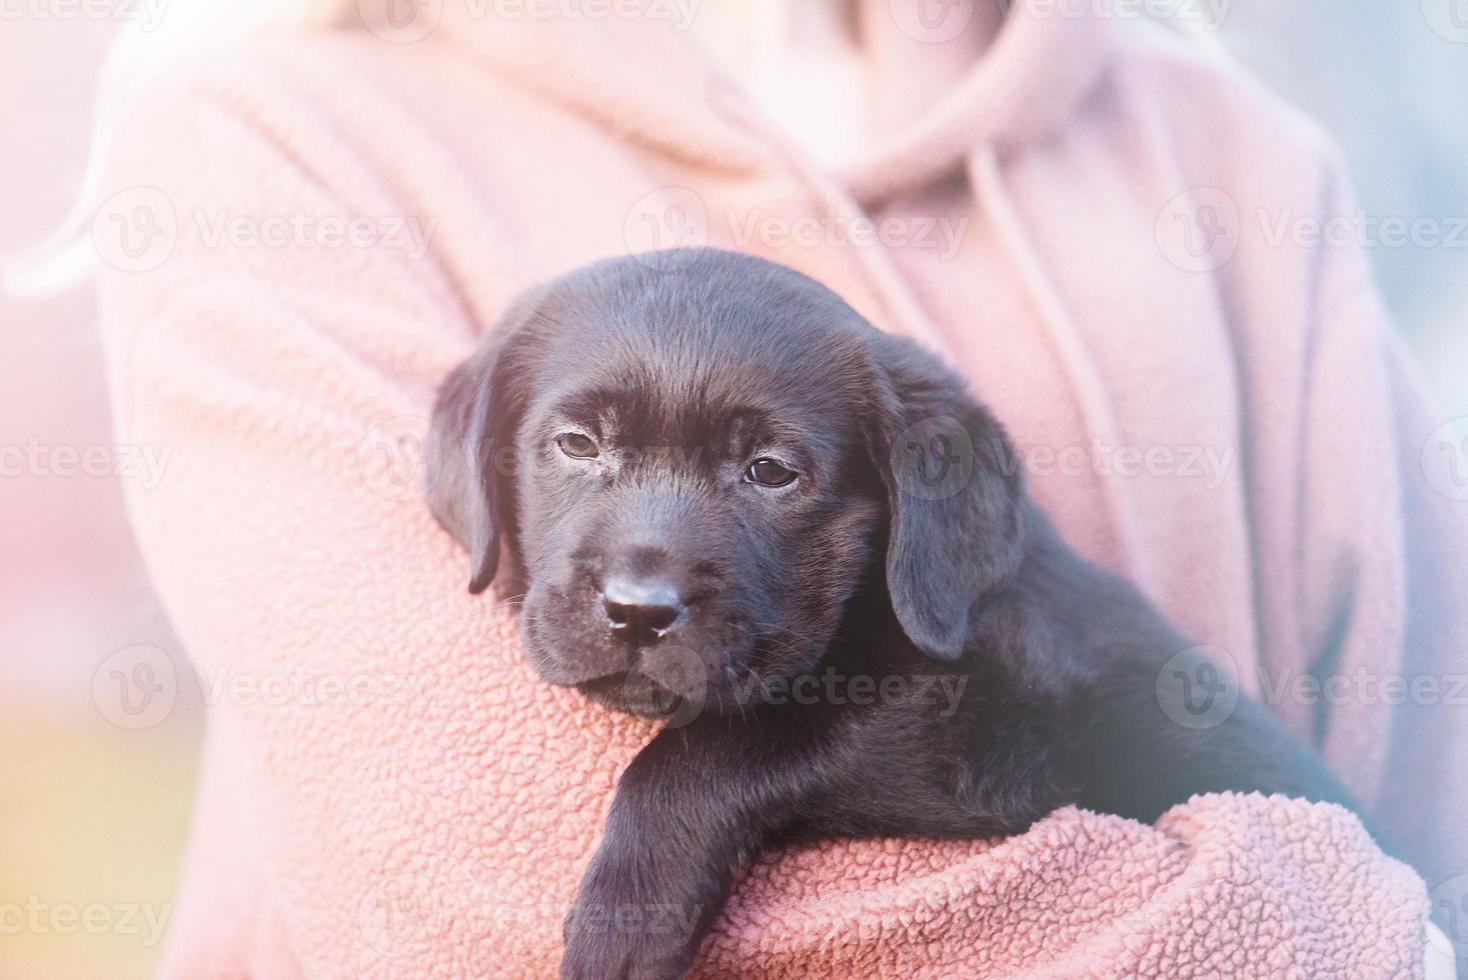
[[602, 576, 686, 647]]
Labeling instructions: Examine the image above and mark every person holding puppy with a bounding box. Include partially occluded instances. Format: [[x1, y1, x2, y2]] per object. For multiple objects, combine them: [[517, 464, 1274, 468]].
[[38, 0, 1464, 975]]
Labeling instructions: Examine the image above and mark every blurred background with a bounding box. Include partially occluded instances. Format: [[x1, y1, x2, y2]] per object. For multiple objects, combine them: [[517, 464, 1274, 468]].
[[1, 4, 1465, 977]]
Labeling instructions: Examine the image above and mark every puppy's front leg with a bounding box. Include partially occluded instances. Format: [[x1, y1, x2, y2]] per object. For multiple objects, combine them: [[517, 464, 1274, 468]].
[[561, 711, 815, 980]]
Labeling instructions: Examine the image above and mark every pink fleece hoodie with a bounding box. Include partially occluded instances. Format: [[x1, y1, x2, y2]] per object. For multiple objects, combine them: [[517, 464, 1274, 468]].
[[96, 2, 1464, 976]]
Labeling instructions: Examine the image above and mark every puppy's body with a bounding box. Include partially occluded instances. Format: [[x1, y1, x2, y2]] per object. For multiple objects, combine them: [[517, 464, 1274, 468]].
[[428, 250, 1360, 979]]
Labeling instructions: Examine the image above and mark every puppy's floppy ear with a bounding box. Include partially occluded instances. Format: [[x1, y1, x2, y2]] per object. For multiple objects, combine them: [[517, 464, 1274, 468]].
[[865, 333, 1026, 660], [426, 291, 543, 594]]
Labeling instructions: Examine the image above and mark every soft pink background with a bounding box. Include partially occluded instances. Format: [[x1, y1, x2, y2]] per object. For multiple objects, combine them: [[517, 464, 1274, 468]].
[[0, 18, 198, 980]]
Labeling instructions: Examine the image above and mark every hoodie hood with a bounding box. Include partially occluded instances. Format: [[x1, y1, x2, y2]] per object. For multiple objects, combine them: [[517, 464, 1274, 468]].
[[435, 0, 1114, 203]]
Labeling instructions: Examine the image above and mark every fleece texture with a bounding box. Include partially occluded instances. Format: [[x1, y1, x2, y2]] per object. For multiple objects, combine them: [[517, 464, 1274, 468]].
[[95, 2, 1463, 976]]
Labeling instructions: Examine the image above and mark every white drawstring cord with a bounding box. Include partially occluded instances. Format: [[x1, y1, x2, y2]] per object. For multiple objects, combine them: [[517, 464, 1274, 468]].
[[968, 145, 1154, 591]]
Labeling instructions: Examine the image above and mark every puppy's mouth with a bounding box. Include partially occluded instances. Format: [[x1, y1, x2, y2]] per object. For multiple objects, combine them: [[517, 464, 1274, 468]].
[[575, 672, 686, 719]]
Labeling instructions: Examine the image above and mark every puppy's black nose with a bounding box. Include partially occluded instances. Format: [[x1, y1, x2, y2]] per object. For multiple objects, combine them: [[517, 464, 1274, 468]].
[[602, 576, 685, 647]]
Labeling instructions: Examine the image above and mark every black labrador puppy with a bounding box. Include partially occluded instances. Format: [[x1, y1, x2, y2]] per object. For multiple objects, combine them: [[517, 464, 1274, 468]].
[[427, 248, 1361, 979]]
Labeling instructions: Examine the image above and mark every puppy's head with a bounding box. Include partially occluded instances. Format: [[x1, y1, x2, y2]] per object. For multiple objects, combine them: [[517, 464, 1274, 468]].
[[428, 249, 1024, 717]]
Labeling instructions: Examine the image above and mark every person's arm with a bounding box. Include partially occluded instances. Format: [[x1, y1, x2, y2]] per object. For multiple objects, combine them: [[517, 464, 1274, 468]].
[[96, 59, 618, 977]]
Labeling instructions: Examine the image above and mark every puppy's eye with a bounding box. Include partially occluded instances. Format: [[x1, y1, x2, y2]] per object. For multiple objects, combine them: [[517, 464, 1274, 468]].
[[556, 432, 599, 459], [745, 458, 797, 488]]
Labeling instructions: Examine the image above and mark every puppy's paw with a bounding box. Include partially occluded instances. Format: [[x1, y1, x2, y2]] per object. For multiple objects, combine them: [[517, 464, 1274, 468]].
[[559, 938, 665, 980], [560, 929, 689, 980], [560, 891, 698, 980]]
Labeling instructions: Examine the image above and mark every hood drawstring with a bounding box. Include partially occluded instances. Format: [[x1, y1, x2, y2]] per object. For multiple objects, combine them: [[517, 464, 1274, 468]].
[[968, 146, 1153, 591]]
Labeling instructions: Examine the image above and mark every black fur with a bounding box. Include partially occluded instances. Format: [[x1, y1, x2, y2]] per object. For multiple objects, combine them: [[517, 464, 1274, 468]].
[[427, 249, 1364, 980]]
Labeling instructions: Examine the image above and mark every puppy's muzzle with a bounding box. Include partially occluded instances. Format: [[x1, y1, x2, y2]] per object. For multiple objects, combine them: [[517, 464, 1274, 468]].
[[601, 576, 687, 647]]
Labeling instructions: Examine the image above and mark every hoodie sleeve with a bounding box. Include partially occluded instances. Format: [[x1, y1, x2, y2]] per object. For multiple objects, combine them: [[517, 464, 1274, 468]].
[[1379, 327, 1468, 895], [93, 70, 614, 979], [1291, 155, 1468, 886]]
